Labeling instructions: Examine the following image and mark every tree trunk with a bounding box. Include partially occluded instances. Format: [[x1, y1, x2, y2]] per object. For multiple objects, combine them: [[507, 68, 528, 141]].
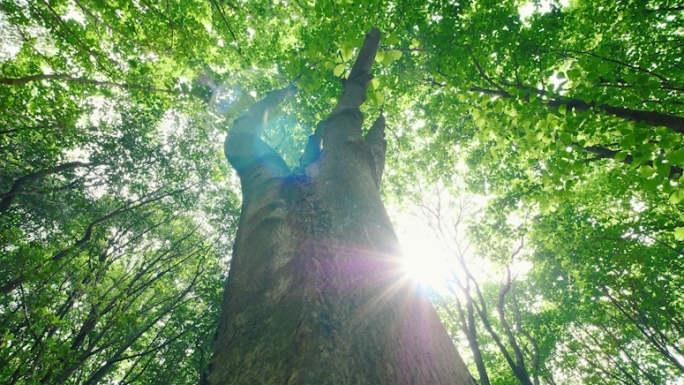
[[208, 29, 476, 385]]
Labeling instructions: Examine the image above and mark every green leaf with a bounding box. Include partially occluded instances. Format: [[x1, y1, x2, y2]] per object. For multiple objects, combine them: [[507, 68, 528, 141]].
[[639, 165, 655, 178], [369, 78, 380, 91], [614, 152, 628, 162], [538, 119, 548, 130], [668, 150, 684, 166], [333, 64, 345, 77], [385, 34, 400, 45], [675, 227, 684, 241], [341, 45, 353, 62], [560, 132, 572, 145], [619, 134, 635, 150], [370, 92, 384, 106], [656, 162, 671, 178], [558, 104, 567, 115], [643, 177, 661, 192], [631, 152, 647, 168], [390, 50, 403, 60], [568, 68, 582, 79]]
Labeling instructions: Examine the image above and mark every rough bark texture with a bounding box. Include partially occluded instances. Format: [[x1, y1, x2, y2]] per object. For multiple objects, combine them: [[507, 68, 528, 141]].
[[208, 29, 477, 385]]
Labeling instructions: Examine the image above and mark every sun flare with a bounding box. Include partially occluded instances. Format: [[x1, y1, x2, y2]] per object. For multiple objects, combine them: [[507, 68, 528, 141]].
[[400, 234, 454, 290]]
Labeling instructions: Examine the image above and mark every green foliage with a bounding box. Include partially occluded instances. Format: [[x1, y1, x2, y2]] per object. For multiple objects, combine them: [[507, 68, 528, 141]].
[[524, 169, 684, 382], [0, 0, 239, 381]]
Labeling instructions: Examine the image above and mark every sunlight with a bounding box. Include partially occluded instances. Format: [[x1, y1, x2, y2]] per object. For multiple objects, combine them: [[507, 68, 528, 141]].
[[518, 0, 569, 20], [400, 233, 454, 291]]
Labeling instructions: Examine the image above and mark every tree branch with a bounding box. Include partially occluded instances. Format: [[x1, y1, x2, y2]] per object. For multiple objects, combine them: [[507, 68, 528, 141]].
[[224, 84, 295, 180], [0, 161, 101, 213], [642, 6, 684, 13], [208, 0, 243, 58], [470, 85, 684, 134], [0, 74, 178, 94], [581, 144, 683, 178], [552, 49, 671, 85], [497, 267, 533, 384], [71, 0, 152, 51], [0, 187, 188, 295], [331, 28, 381, 115]]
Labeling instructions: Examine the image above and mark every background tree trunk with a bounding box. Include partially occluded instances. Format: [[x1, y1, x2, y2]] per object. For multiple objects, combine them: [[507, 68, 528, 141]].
[[208, 29, 476, 385]]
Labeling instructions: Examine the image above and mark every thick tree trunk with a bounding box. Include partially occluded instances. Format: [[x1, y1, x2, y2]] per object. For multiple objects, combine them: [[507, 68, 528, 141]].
[[208, 29, 476, 385]]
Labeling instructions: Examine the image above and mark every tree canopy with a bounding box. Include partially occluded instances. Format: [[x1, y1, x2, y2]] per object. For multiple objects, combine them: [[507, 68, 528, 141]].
[[1, 0, 683, 383]]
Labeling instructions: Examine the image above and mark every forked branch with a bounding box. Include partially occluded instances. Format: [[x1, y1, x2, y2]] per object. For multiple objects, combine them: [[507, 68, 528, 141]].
[[224, 85, 296, 198]]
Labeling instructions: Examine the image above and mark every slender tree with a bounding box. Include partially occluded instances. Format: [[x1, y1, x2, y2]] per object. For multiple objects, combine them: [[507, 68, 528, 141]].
[[208, 29, 476, 385]]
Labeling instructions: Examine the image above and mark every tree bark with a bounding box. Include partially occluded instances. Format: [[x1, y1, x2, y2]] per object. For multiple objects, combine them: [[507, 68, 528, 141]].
[[208, 29, 476, 385]]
